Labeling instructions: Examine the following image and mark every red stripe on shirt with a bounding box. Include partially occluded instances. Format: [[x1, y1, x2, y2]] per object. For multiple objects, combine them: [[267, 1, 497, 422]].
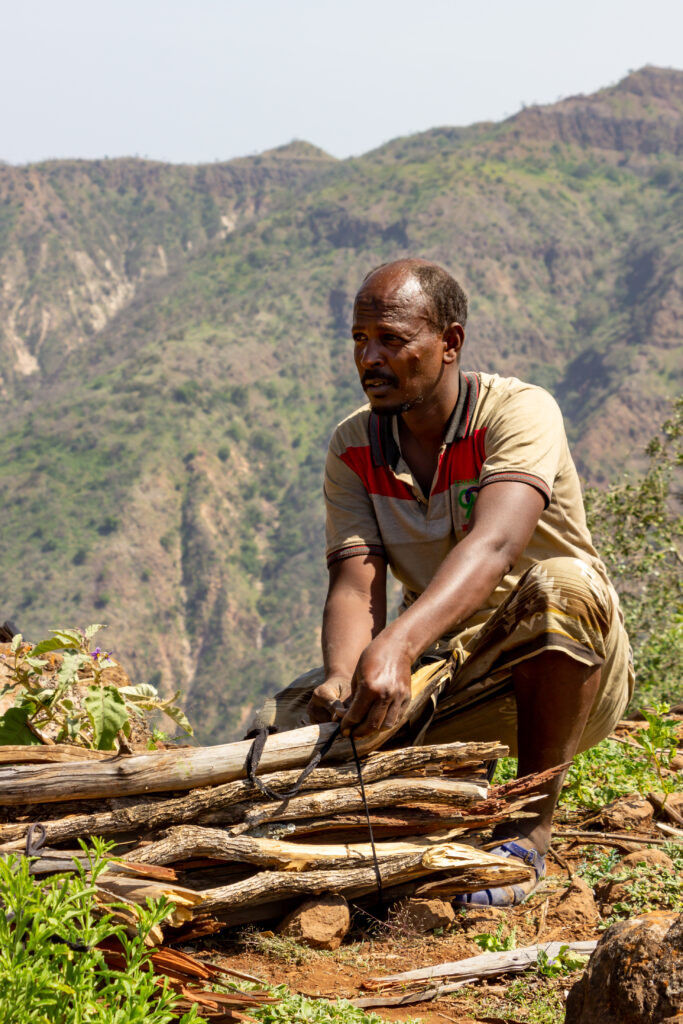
[[339, 446, 415, 499], [432, 428, 488, 495]]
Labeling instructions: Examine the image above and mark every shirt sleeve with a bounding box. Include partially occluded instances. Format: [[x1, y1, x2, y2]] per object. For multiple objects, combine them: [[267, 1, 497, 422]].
[[478, 383, 565, 507], [324, 445, 387, 568]]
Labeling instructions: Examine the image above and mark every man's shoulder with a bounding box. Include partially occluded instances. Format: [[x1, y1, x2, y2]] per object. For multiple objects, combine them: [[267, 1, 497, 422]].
[[329, 403, 372, 454], [474, 372, 562, 420]]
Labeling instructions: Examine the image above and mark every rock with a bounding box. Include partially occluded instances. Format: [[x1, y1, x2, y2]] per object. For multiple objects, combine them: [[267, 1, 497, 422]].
[[662, 792, 683, 818], [393, 898, 455, 933], [277, 894, 350, 951], [456, 905, 506, 937], [542, 877, 600, 938], [566, 911, 683, 1023], [621, 848, 676, 871], [601, 795, 654, 832], [671, 754, 683, 772]]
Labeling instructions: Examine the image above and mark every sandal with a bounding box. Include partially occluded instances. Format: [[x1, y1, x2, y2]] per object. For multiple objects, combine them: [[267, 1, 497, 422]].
[[452, 840, 545, 907]]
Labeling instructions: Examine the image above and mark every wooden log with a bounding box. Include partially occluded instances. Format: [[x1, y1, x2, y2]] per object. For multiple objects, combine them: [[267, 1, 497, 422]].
[[129, 823, 476, 870], [0, 661, 449, 806], [197, 843, 532, 913], [224, 777, 487, 833], [0, 745, 115, 764], [0, 742, 500, 848]]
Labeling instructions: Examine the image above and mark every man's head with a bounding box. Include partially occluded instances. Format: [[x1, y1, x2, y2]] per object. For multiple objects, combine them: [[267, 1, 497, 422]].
[[352, 258, 467, 417]]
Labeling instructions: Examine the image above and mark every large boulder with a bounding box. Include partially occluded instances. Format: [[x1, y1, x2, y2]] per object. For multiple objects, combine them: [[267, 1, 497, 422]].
[[565, 911, 683, 1023]]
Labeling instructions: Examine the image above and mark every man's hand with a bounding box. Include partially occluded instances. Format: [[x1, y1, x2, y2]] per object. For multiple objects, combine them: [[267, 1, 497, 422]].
[[308, 674, 353, 724], [340, 635, 413, 737]]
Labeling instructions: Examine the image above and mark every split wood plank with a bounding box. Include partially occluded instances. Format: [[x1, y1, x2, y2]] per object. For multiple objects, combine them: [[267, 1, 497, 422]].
[[0, 662, 450, 806]]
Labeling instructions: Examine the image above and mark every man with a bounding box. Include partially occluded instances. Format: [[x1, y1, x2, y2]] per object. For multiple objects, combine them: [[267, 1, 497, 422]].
[[253, 258, 633, 905]]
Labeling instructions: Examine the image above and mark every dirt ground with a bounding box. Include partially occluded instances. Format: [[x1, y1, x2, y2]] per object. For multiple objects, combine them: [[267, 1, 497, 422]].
[[187, 848, 620, 1023]]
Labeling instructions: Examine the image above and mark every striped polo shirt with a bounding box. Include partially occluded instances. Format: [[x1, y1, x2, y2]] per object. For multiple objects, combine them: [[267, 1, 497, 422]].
[[324, 371, 606, 621]]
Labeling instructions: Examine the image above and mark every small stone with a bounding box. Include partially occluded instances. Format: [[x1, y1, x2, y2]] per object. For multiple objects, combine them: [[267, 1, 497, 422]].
[[620, 848, 676, 872], [670, 754, 683, 772], [277, 894, 350, 951], [543, 877, 600, 938], [393, 898, 455, 933], [565, 911, 683, 1023], [601, 795, 654, 832]]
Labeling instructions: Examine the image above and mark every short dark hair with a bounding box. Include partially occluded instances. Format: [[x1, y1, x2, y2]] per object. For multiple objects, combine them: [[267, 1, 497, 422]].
[[411, 263, 468, 331], [362, 259, 468, 330]]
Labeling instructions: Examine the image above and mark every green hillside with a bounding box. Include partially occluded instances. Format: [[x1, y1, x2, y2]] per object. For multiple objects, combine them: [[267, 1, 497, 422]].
[[0, 67, 681, 742]]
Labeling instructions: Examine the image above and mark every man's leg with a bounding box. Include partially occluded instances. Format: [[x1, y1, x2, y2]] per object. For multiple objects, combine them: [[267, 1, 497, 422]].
[[504, 652, 602, 854]]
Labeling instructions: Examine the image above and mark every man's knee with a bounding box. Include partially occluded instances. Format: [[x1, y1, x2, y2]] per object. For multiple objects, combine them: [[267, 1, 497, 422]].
[[519, 557, 612, 631]]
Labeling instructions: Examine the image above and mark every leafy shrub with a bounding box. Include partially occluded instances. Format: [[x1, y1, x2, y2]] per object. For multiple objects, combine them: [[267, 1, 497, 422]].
[[0, 840, 199, 1024], [0, 625, 192, 750]]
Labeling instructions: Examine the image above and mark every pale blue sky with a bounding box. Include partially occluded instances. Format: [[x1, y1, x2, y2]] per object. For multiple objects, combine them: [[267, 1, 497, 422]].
[[2, 0, 681, 165]]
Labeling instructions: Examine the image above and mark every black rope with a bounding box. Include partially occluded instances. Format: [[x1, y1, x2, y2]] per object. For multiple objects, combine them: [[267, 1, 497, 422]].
[[349, 732, 383, 903], [244, 724, 384, 902], [25, 822, 47, 858], [245, 724, 342, 801]]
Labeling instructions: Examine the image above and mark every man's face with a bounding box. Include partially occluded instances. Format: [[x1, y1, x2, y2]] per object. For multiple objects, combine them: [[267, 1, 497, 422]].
[[352, 268, 448, 416]]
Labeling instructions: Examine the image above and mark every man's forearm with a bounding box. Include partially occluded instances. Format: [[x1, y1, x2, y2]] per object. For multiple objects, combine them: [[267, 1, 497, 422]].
[[381, 532, 512, 662], [322, 578, 387, 681]]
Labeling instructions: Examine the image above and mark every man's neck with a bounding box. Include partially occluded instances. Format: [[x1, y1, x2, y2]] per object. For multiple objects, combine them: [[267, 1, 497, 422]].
[[399, 369, 461, 447]]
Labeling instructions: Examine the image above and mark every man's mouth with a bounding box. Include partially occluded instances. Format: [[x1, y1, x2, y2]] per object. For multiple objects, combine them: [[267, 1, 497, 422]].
[[362, 374, 397, 391]]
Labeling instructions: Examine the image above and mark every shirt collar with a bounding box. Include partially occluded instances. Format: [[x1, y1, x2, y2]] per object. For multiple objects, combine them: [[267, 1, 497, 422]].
[[369, 371, 479, 470]]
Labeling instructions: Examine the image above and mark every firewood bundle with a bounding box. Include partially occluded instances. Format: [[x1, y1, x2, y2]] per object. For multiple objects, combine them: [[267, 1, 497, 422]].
[[0, 711, 548, 937]]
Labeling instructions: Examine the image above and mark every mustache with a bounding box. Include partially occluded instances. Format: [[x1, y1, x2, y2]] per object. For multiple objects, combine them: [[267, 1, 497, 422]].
[[361, 371, 399, 387]]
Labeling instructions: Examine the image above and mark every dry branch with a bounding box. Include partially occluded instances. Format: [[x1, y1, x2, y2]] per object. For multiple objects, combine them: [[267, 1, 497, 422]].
[[365, 940, 598, 988]]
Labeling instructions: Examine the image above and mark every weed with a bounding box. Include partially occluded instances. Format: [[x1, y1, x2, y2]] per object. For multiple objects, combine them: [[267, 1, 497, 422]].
[[536, 945, 590, 977], [473, 920, 518, 952], [253, 988, 417, 1024], [0, 838, 199, 1023], [0, 625, 192, 750]]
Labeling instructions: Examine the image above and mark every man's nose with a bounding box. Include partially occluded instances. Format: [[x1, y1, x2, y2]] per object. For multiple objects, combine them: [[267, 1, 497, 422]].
[[358, 338, 384, 366]]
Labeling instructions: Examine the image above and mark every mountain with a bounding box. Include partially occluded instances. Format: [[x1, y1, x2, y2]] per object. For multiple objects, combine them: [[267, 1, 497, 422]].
[[0, 67, 681, 742]]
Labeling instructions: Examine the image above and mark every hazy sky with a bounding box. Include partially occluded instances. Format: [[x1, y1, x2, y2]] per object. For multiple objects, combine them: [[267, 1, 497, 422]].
[[2, 0, 681, 166]]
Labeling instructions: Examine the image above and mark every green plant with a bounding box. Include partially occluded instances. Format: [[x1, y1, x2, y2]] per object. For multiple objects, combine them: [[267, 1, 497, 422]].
[[0, 625, 192, 750], [253, 988, 411, 1024], [584, 398, 682, 705], [632, 702, 679, 803], [0, 839, 200, 1024], [536, 944, 590, 978], [601, 864, 683, 926], [473, 920, 518, 952]]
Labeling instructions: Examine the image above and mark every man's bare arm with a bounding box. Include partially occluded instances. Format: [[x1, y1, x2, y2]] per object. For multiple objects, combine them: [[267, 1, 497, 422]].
[[340, 481, 546, 736], [308, 555, 387, 722]]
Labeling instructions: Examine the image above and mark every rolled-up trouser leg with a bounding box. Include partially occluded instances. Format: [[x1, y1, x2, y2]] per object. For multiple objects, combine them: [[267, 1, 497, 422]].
[[423, 557, 634, 756]]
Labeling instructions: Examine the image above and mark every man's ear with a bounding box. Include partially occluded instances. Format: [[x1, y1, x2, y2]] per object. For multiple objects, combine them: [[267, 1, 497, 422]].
[[442, 322, 465, 363]]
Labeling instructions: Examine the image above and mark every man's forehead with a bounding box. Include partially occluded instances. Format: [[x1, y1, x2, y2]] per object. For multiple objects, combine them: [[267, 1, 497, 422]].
[[353, 271, 430, 322]]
